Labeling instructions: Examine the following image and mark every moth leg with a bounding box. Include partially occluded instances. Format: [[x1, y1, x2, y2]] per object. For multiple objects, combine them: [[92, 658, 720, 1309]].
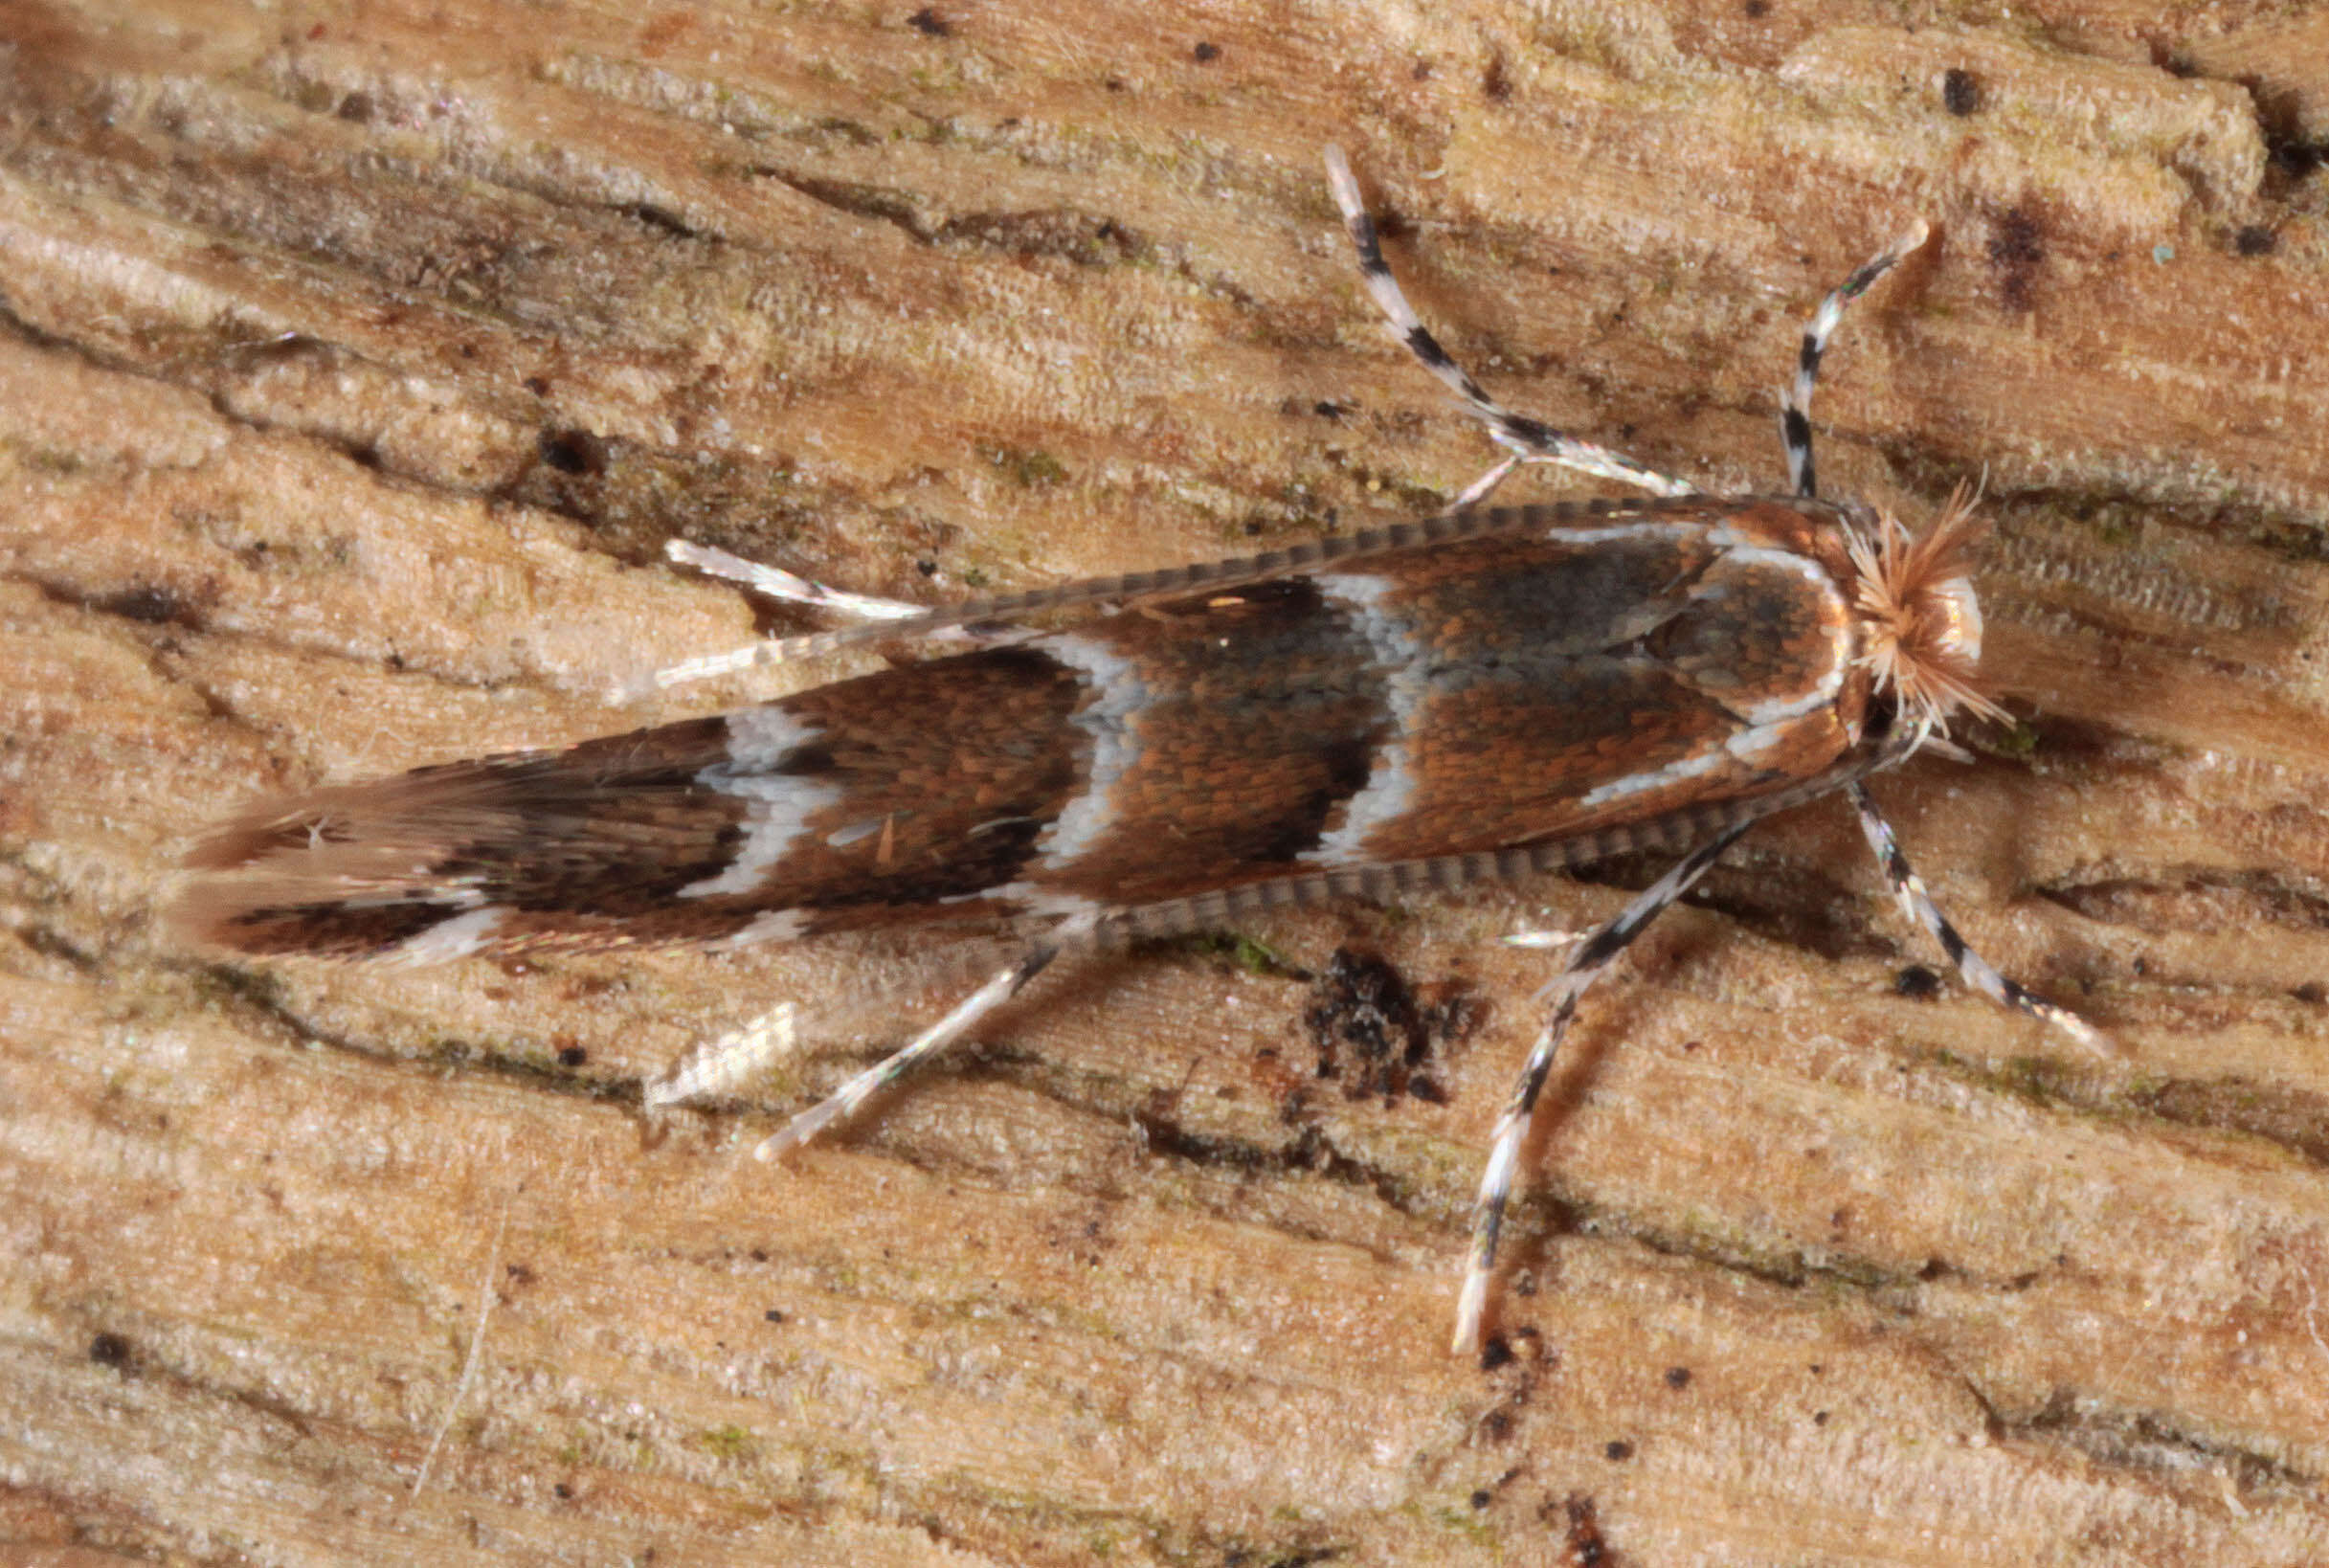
[[668, 541, 940, 625], [750, 939, 1066, 1160], [1454, 823, 1752, 1356], [643, 1000, 802, 1110], [652, 541, 1022, 690], [1324, 146, 1698, 504], [1780, 219, 1931, 499], [1848, 782, 2104, 1049]]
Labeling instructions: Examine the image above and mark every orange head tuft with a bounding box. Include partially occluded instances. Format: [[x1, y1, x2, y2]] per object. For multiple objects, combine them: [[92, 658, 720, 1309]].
[[1844, 484, 2010, 736]]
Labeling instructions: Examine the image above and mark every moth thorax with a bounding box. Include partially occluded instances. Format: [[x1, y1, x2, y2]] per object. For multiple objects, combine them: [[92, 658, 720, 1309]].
[[1843, 489, 2008, 733]]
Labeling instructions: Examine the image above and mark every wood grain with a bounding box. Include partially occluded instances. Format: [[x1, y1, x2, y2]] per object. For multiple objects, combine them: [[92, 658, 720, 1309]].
[[6, 2, 2329, 1562]]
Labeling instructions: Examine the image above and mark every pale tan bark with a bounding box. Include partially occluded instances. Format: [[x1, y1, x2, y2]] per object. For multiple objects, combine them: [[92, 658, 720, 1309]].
[[7, 2, 2329, 1563]]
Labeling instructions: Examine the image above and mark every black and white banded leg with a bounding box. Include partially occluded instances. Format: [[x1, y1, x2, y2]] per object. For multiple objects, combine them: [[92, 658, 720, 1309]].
[[1848, 784, 2103, 1051], [1778, 218, 1930, 498], [1776, 232, 2097, 1055], [1453, 820, 1753, 1355], [1324, 146, 1698, 507], [750, 937, 1072, 1161]]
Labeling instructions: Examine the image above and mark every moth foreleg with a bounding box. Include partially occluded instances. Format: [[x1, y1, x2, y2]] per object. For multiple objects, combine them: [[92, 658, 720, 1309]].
[[1780, 219, 1931, 500], [1847, 782, 2103, 1050]]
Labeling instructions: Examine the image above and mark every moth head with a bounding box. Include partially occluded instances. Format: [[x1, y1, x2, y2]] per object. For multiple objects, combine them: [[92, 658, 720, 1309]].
[[1844, 484, 2009, 736]]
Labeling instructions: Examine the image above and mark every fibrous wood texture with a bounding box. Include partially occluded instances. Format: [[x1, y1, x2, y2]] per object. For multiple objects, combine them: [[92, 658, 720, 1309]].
[[7, 3, 2329, 1564]]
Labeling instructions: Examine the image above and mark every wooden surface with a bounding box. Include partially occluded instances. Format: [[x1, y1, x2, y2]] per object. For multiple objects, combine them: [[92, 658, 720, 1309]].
[[7, 1, 2329, 1563]]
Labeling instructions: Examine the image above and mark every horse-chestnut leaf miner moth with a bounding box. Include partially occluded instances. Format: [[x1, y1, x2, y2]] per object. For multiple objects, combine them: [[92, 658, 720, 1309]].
[[169, 148, 2101, 1356]]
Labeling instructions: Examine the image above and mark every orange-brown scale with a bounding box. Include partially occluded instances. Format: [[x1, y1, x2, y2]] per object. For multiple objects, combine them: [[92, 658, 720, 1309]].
[[1008, 576, 1393, 907], [1295, 509, 1863, 867]]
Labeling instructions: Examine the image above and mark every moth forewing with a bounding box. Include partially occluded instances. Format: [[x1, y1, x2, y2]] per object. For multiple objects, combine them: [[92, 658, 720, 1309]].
[[171, 495, 1890, 966]]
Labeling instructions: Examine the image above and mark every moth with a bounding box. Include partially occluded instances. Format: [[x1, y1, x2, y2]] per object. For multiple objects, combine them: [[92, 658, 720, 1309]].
[[168, 148, 2098, 1355]]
